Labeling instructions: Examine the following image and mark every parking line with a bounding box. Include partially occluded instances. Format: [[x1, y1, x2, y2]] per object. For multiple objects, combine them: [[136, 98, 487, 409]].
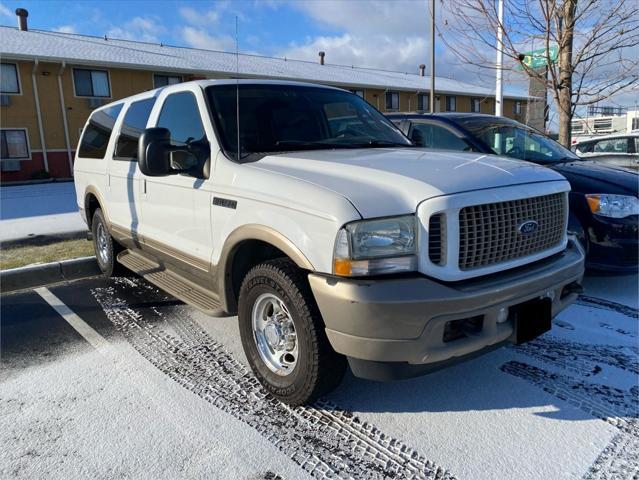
[[35, 286, 109, 350]]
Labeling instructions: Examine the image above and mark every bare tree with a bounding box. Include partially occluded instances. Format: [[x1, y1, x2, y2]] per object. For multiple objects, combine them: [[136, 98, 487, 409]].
[[441, 0, 639, 146]]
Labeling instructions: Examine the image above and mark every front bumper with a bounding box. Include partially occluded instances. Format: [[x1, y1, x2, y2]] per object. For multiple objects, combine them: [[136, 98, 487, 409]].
[[309, 239, 585, 381], [586, 214, 638, 272]]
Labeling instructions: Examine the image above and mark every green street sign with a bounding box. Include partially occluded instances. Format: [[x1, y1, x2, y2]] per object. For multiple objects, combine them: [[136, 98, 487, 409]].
[[517, 45, 558, 69]]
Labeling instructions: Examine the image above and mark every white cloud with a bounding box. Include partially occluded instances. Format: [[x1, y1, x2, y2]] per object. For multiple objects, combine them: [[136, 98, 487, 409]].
[[0, 2, 12, 19], [54, 25, 76, 34], [179, 6, 219, 26], [107, 16, 165, 43], [181, 26, 235, 52]]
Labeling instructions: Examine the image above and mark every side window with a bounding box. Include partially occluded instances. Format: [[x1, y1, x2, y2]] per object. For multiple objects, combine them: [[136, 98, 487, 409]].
[[1, 63, 20, 94], [410, 123, 471, 151], [156, 92, 206, 146], [74, 68, 111, 98], [594, 138, 628, 153], [153, 74, 182, 88], [78, 104, 123, 159], [114, 98, 155, 160], [385, 91, 400, 111], [1, 129, 29, 159]]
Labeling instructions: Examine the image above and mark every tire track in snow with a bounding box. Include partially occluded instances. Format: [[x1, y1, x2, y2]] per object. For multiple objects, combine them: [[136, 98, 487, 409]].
[[512, 336, 639, 376], [576, 295, 638, 320], [500, 361, 639, 479], [91, 280, 455, 480], [500, 361, 638, 437]]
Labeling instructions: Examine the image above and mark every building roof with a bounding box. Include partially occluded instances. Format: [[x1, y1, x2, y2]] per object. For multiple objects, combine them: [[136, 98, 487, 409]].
[[0, 26, 529, 100]]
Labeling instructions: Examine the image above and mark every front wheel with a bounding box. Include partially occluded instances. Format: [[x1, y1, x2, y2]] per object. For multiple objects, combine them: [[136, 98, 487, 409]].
[[238, 259, 346, 406]]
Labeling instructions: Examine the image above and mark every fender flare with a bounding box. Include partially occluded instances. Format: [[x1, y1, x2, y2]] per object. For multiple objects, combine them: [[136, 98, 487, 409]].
[[217, 224, 315, 313]]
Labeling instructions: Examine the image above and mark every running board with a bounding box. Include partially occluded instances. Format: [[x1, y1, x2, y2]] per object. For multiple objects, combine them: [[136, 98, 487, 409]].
[[117, 249, 222, 316]]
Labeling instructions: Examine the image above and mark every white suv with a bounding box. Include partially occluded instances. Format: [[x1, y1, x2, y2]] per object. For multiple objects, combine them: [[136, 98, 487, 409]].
[[74, 80, 585, 405]]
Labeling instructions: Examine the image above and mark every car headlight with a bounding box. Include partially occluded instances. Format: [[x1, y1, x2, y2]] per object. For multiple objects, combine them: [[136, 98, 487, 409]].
[[333, 215, 417, 276], [585, 194, 639, 218]]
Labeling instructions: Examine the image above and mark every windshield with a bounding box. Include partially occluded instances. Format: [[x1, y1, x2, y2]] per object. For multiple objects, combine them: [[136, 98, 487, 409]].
[[206, 84, 412, 161], [458, 117, 580, 164]]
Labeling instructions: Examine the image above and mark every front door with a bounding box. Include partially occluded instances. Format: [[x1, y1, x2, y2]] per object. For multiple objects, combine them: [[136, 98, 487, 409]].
[[138, 89, 214, 276]]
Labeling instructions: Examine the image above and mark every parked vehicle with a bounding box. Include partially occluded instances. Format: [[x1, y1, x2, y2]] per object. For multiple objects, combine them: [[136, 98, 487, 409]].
[[572, 133, 639, 169], [388, 113, 639, 272], [74, 81, 584, 405]]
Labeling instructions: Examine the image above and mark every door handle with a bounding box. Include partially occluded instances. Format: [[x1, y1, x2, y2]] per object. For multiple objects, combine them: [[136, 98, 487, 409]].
[[143, 179, 147, 194]]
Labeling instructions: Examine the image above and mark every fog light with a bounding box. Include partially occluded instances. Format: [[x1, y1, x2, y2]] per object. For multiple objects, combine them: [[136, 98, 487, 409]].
[[496, 307, 509, 323]]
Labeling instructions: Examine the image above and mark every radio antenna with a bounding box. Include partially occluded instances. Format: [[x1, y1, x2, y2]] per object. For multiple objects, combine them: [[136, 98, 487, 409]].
[[235, 15, 240, 161]]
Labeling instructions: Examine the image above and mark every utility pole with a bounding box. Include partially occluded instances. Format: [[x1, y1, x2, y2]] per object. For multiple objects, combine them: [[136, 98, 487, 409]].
[[429, 0, 435, 113], [495, 0, 504, 116]]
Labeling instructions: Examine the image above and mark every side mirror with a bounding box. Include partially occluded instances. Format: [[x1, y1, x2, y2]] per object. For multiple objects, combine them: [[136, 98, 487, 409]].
[[138, 127, 172, 176], [410, 129, 426, 147]]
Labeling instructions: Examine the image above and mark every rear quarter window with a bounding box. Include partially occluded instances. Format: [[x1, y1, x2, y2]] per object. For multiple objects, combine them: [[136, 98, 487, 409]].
[[78, 104, 123, 159]]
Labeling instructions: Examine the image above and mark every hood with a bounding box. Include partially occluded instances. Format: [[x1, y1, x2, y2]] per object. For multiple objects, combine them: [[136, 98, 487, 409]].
[[552, 161, 639, 196], [249, 148, 566, 217]]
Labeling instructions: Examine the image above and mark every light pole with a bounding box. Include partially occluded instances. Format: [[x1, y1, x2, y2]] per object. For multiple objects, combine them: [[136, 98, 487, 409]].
[[430, 0, 435, 113], [495, 0, 504, 116]]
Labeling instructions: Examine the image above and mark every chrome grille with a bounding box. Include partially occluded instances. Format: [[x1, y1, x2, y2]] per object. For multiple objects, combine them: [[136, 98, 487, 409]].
[[458, 193, 566, 270]]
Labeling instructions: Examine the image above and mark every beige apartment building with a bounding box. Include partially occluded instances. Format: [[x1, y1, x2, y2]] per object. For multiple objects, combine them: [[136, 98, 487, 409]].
[[0, 19, 529, 183]]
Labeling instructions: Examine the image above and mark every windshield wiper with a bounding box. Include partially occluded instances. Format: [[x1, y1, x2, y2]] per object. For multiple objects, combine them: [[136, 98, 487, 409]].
[[346, 139, 414, 148], [274, 140, 358, 150]]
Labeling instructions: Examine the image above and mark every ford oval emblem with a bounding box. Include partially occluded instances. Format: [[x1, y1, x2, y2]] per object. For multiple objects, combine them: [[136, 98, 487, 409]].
[[518, 220, 539, 235]]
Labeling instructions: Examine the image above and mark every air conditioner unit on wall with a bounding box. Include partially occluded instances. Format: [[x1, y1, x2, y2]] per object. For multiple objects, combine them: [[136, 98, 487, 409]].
[[1, 160, 21, 172]]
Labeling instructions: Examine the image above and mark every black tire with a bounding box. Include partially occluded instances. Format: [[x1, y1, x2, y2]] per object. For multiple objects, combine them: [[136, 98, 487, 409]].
[[91, 208, 123, 277], [238, 259, 346, 406]]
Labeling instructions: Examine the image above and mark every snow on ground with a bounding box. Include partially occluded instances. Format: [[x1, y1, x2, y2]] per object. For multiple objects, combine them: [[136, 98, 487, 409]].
[[1, 273, 637, 479], [0, 182, 85, 242]]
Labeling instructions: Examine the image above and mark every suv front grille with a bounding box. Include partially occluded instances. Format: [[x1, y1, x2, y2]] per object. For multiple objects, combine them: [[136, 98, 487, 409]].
[[457, 193, 566, 270]]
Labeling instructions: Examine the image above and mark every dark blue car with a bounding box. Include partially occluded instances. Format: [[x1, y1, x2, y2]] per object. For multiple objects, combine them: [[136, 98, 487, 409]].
[[387, 113, 638, 273]]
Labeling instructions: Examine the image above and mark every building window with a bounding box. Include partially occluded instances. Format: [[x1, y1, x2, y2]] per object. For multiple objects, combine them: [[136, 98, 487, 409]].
[[78, 104, 123, 159], [471, 97, 481, 113], [632, 118, 639, 130], [417, 93, 429, 111], [1, 129, 29, 159], [514, 100, 522, 115], [445, 96, 456, 112], [154, 74, 183, 88], [385, 91, 399, 110], [349, 89, 364, 98], [115, 98, 156, 160], [73, 68, 111, 97], [1, 63, 20, 94]]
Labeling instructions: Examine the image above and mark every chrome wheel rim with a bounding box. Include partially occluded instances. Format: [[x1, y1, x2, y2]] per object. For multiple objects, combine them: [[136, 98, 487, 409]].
[[251, 293, 298, 376], [96, 223, 110, 265]]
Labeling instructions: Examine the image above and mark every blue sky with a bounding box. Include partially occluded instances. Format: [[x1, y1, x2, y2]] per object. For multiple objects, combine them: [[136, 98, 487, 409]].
[[0, 1, 470, 78], [1, 0, 635, 124]]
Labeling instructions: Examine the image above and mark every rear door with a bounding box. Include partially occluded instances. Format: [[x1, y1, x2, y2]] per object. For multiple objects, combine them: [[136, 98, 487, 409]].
[[107, 97, 155, 242]]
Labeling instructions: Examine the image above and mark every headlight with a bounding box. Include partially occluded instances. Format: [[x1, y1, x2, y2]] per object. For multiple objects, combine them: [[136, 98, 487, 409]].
[[585, 194, 639, 218], [333, 215, 417, 276]]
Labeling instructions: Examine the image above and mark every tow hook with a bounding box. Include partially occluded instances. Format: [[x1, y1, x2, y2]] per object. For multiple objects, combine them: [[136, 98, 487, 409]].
[[561, 281, 584, 299]]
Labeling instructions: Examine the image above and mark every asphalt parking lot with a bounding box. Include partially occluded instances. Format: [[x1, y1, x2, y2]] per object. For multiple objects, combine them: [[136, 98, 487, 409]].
[[1, 272, 637, 479]]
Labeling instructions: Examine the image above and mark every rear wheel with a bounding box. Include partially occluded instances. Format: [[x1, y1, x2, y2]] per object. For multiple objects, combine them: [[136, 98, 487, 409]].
[[238, 259, 346, 406], [91, 208, 123, 277]]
